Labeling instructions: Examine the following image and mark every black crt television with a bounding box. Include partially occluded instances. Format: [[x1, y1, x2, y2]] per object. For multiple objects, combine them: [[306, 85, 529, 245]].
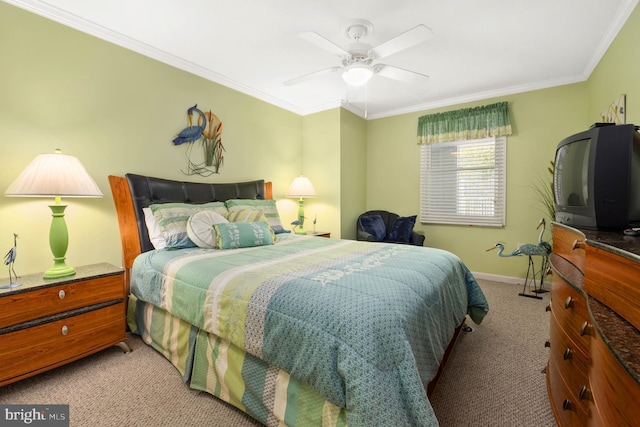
[[553, 123, 640, 230]]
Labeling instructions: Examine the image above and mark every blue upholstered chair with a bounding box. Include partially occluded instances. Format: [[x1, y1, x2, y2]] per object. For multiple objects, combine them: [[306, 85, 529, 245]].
[[357, 210, 425, 246]]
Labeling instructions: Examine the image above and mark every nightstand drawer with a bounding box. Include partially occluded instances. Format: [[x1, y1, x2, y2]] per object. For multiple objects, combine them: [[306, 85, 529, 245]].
[[0, 302, 126, 385], [0, 274, 123, 329]]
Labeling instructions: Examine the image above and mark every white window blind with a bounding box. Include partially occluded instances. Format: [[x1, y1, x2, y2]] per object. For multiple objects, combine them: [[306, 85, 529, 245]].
[[420, 136, 506, 226]]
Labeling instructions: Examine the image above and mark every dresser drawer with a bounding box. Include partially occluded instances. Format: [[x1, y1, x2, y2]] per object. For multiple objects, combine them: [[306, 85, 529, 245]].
[[0, 274, 124, 329], [588, 331, 640, 427], [547, 357, 588, 426], [552, 223, 586, 272], [549, 312, 589, 412], [584, 245, 640, 332], [551, 275, 590, 355], [0, 302, 126, 385]]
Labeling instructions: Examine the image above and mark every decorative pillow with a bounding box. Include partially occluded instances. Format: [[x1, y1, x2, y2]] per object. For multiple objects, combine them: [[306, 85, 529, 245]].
[[225, 199, 286, 233], [143, 207, 167, 249], [186, 210, 229, 249], [388, 215, 417, 243], [214, 221, 275, 249], [227, 208, 268, 223], [150, 202, 228, 248], [359, 214, 387, 241]]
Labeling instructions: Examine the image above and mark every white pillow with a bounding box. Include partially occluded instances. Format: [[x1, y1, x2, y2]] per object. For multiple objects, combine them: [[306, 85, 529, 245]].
[[143, 207, 166, 249], [187, 210, 229, 249]]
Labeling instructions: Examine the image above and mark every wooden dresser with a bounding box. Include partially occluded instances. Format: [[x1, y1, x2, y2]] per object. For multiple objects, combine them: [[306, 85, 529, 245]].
[[547, 223, 640, 426], [0, 263, 130, 386]]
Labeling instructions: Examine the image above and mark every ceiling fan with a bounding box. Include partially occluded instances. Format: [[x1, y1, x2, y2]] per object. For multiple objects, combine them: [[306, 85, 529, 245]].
[[284, 19, 433, 88]]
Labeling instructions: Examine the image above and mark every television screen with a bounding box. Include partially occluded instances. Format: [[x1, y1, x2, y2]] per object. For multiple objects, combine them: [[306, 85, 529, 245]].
[[554, 138, 590, 208]]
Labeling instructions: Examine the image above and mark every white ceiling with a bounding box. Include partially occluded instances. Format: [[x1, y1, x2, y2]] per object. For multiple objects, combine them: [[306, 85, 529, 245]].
[[7, 0, 639, 119]]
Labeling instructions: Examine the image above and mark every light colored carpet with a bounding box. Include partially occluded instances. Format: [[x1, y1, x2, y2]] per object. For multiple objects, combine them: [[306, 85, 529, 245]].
[[0, 279, 556, 426]]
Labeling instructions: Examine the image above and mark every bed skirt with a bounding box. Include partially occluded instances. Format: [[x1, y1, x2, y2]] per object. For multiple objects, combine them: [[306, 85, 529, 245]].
[[128, 295, 348, 426]]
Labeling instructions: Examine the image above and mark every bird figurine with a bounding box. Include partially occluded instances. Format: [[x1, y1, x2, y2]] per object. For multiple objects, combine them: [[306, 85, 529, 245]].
[[486, 218, 552, 298], [290, 219, 301, 233], [537, 218, 552, 255], [172, 104, 207, 145], [1, 233, 20, 289]]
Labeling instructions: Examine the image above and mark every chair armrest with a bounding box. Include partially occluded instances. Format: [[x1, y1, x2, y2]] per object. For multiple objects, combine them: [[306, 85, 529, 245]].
[[357, 230, 376, 241], [411, 231, 425, 246]]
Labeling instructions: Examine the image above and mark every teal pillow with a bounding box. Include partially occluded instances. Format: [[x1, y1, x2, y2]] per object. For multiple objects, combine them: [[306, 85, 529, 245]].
[[225, 199, 286, 233], [214, 221, 275, 249], [388, 215, 417, 243], [150, 202, 228, 248]]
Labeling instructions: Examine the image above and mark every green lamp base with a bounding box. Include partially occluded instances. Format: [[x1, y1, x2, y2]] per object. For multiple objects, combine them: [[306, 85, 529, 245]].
[[43, 203, 76, 279], [43, 262, 76, 279], [295, 227, 307, 235]]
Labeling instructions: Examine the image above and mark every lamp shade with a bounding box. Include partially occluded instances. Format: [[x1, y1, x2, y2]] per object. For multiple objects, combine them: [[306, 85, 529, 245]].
[[5, 150, 103, 198], [286, 175, 317, 198], [342, 63, 374, 86]]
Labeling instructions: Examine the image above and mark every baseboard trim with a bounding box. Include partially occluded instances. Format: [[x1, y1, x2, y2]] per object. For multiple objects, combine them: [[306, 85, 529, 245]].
[[471, 271, 524, 285]]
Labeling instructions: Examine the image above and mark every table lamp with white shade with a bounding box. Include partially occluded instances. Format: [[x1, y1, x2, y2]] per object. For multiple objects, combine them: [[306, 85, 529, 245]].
[[4, 149, 103, 279], [286, 175, 316, 235]]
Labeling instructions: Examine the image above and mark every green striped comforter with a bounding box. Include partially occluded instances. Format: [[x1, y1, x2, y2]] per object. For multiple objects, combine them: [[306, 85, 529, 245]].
[[131, 235, 488, 426]]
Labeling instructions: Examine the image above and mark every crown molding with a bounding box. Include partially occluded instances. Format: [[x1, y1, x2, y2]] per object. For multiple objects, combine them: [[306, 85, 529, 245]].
[[7, 0, 639, 120]]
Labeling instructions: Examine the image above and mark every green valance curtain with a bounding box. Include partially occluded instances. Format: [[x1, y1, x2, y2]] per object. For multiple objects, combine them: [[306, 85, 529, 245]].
[[417, 101, 512, 144]]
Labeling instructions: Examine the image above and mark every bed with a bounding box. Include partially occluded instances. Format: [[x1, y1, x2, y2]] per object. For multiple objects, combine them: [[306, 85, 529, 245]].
[[108, 173, 489, 427]]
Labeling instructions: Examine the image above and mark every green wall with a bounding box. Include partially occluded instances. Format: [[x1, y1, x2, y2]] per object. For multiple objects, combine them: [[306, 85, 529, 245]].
[[339, 108, 367, 239], [587, 3, 640, 125], [367, 85, 587, 279], [301, 109, 341, 237], [0, 3, 303, 275], [364, 2, 639, 279], [1, 1, 638, 281]]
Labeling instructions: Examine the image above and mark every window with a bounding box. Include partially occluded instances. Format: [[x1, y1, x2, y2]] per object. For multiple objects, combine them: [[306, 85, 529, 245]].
[[420, 136, 506, 226]]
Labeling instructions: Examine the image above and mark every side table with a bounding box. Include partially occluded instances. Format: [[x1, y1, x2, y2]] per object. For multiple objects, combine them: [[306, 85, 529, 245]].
[[0, 263, 130, 386], [308, 231, 331, 238]]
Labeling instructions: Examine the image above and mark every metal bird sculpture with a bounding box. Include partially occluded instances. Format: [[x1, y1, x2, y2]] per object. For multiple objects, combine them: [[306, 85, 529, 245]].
[[537, 218, 552, 255], [173, 104, 207, 145], [1, 233, 20, 289], [291, 219, 301, 233], [486, 218, 552, 298]]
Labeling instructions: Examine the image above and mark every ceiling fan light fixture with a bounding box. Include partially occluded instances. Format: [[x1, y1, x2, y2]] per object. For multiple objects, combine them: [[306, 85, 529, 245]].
[[341, 63, 373, 86]]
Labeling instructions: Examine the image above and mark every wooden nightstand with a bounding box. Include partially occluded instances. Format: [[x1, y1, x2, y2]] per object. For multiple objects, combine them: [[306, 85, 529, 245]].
[[308, 231, 331, 238], [0, 263, 130, 386]]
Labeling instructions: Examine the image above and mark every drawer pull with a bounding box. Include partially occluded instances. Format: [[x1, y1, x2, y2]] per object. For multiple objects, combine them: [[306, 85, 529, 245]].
[[58, 290, 66, 300], [562, 399, 572, 411], [564, 296, 573, 309], [580, 321, 591, 336], [563, 348, 572, 360], [579, 386, 592, 401], [572, 239, 585, 250], [61, 325, 69, 336]]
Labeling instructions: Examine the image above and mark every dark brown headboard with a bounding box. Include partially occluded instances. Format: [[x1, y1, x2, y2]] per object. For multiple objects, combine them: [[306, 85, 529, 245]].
[[108, 174, 272, 288]]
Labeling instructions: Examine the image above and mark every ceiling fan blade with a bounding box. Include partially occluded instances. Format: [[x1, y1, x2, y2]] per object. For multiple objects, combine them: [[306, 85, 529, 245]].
[[300, 32, 350, 57], [284, 67, 341, 86], [375, 64, 430, 86], [370, 25, 433, 59]]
